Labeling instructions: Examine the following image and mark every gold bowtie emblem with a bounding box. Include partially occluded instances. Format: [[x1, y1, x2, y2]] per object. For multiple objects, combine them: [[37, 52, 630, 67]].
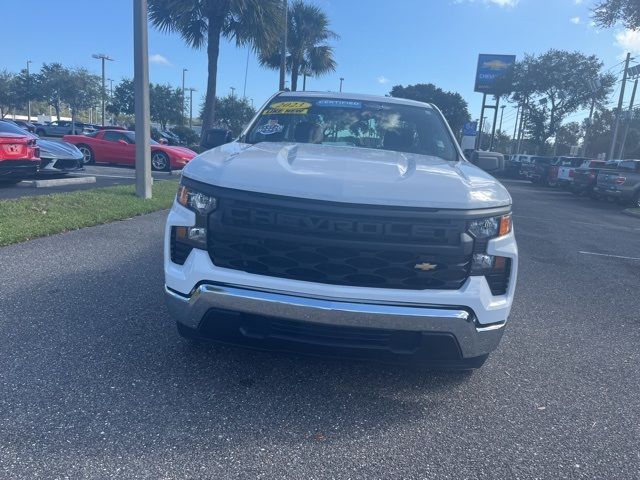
[[414, 262, 437, 271]]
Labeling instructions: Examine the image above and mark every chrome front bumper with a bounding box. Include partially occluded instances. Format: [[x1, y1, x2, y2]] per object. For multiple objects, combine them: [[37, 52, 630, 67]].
[[165, 284, 505, 359]]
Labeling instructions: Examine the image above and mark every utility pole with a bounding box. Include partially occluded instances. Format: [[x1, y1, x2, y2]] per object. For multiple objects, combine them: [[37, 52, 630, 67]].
[[279, 0, 288, 91], [511, 104, 520, 154], [92, 53, 114, 126], [187, 88, 197, 130], [516, 101, 527, 154], [26, 60, 32, 121], [498, 105, 506, 132], [339, 77, 344, 92], [108, 78, 114, 97], [133, 0, 152, 199], [243, 49, 250, 98], [609, 52, 631, 160], [618, 78, 638, 159], [489, 96, 500, 151], [182, 68, 188, 125]]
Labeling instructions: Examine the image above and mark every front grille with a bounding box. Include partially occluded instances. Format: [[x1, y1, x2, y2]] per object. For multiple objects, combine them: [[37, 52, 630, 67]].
[[207, 192, 473, 290], [199, 308, 464, 361], [170, 228, 192, 265]]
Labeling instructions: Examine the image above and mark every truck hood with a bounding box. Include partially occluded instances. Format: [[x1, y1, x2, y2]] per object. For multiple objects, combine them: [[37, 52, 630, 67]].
[[182, 142, 512, 210]]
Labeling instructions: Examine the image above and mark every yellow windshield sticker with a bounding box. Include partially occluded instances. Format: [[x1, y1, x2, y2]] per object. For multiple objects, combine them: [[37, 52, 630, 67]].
[[262, 101, 312, 115]]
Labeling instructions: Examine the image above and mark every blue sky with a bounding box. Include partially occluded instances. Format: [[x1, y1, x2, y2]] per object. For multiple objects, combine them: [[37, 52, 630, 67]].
[[2, 0, 638, 134]]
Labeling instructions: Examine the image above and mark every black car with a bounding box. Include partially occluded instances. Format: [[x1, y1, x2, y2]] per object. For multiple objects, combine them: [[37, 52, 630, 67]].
[[520, 156, 557, 185], [6, 119, 37, 133]]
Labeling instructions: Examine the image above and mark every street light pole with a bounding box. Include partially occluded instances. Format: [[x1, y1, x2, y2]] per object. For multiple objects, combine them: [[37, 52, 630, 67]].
[[92, 53, 114, 126], [133, 0, 152, 199], [26, 60, 32, 121], [187, 88, 197, 129], [230, 86, 236, 99], [279, 0, 288, 90], [108, 78, 114, 97], [182, 68, 188, 125], [339, 77, 344, 92]]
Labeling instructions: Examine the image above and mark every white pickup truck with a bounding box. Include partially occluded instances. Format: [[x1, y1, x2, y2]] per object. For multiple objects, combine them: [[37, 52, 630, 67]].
[[164, 92, 518, 369]]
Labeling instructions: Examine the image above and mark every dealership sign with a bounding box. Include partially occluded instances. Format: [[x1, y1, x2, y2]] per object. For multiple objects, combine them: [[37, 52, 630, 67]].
[[474, 54, 516, 94]]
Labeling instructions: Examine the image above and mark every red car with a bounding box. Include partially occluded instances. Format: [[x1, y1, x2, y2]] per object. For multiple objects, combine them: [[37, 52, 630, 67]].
[[63, 130, 196, 171], [0, 132, 40, 184]]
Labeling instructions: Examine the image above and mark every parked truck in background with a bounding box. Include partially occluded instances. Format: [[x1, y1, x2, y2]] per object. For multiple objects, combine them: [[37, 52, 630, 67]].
[[594, 160, 640, 207]]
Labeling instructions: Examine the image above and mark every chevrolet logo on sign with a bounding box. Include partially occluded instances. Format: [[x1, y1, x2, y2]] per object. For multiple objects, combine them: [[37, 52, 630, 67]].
[[414, 262, 437, 272]]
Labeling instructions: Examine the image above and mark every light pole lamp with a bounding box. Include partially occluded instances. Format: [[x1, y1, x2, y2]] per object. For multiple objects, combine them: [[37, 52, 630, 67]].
[[26, 60, 32, 121], [339, 77, 344, 92], [92, 53, 114, 126]]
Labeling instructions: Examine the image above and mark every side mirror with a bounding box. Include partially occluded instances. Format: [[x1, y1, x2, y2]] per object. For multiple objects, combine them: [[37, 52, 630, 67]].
[[158, 138, 168, 145], [118, 139, 128, 145], [471, 152, 504, 172]]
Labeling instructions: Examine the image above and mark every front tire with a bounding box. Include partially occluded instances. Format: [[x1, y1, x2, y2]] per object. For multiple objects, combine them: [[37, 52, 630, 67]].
[[630, 192, 640, 208], [151, 151, 170, 171], [77, 144, 94, 165]]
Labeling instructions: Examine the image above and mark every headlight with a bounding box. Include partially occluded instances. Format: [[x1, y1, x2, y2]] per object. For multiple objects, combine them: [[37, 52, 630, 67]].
[[177, 185, 217, 215], [468, 213, 512, 239]]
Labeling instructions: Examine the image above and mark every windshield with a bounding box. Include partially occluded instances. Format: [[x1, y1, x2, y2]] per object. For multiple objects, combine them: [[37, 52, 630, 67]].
[[124, 131, 159, 145], [246, 97, 458, 161]]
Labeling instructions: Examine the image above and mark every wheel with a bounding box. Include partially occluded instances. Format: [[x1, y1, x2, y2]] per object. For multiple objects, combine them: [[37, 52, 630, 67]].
[[629, 192, 640, 208], [76, 144, 94, 165], [35, 129, 46, 137], [151, 151, 170, 171]]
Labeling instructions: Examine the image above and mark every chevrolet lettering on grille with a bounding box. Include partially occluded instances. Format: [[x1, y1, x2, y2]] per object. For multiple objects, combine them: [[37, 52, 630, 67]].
[[224, 206, 446, 239]]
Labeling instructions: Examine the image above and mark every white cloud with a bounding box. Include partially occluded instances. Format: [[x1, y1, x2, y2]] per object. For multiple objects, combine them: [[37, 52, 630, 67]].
[[615, 29, 640, 56], [485, 0, 519, 6], [149, 54, 172, 66], [570, 16, 581, 24], [377, 76, 389, 84], [574, 0, 583, 4]]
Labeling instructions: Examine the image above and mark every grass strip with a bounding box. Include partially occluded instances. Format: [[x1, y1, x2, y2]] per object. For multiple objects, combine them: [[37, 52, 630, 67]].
[[0, 180, 178, 246]]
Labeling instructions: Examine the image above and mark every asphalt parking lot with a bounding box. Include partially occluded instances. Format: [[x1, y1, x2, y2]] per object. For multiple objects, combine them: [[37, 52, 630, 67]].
[[1, 179, 639, 479], [0, 165, 181, 200]]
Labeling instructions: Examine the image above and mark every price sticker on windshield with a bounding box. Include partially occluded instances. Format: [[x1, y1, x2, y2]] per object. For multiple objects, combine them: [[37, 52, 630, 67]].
[[262, 101, 312, 115]]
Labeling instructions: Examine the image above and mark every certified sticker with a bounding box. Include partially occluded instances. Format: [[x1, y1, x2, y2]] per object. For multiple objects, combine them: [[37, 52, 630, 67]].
[[262, 101, 312, 115], [316, 99, 362, 109], [256, 120, 284, 135]]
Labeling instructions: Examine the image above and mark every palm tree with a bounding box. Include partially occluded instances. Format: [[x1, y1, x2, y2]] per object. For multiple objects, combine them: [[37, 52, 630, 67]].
[[259, 1, 338, 92], [148, 0, 283, 131]]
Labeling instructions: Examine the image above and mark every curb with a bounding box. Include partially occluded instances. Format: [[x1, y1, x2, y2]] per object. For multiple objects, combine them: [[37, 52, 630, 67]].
[[20, 176, 97, 188], [622, 208, 640, 219]]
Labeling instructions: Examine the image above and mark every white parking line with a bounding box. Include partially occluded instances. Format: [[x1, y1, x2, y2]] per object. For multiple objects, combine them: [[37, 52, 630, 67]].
[[579, 251, 640, 261]]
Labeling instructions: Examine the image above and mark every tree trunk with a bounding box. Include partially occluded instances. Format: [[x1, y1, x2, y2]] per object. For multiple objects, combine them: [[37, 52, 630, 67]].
[[291, 58, 300, 92], [201, 16, 224, 133]]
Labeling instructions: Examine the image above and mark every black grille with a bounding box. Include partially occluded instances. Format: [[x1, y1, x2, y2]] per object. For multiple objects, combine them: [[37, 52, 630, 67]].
[[207, 193, 473, 290], [199, 308, 464, 361], [170, 228, 193, 265], [485, 258, 511, 296]]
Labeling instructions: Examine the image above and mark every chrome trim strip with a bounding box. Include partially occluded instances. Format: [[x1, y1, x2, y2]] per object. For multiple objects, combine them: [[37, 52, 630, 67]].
[[164, 284, 505, 358]]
